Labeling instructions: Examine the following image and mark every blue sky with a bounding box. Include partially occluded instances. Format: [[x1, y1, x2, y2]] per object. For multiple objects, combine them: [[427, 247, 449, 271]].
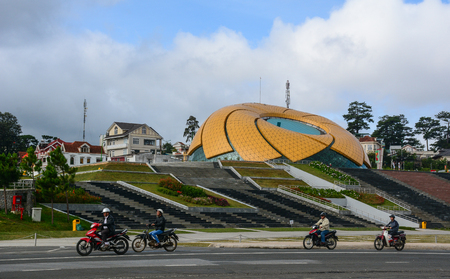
[[1, 0, 450, 147], [66, 0, 346, 47]]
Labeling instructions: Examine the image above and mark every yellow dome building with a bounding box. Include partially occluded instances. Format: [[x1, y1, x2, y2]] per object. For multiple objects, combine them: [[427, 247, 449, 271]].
[[187, 103, 370, 168]]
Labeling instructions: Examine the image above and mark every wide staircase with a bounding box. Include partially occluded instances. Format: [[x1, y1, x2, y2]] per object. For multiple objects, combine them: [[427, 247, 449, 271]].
[[213, 188, 377, 228], [340, 168, 450, 228], [76, 181, 227, 229], [380, 171, 450, 205], [152, 163, 250, 189]]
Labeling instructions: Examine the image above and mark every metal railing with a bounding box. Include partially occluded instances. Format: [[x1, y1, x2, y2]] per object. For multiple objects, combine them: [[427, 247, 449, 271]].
[[278, 185, 347, 213], [351, 188, 411, 211], [334, 181, 361, 187], [9, 180, 34, 189]]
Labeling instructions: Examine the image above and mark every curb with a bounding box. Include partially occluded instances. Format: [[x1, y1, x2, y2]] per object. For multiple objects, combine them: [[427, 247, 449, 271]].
[[208, 241, 450, 250]]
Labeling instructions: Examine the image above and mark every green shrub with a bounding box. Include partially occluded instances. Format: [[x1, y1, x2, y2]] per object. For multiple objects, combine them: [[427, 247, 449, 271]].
[[157, 188, 179, 196], [180, 185, 207, 198]]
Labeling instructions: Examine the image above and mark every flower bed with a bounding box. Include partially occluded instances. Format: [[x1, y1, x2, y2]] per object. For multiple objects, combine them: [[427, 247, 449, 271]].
[[157, 178, 230, 207], [309, 161, 359, 184], [290, 186, 385, 206]]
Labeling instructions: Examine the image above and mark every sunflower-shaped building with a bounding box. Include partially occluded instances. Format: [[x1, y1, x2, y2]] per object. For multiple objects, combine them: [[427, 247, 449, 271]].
[[187, 103, 370, 168]]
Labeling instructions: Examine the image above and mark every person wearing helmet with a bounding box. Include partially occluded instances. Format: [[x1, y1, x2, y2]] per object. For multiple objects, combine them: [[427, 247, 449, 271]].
[[315, 212, 330, 245], [147, 209, 166, 247], [386, 214, 399, 240], [100, 208, 115, 248]]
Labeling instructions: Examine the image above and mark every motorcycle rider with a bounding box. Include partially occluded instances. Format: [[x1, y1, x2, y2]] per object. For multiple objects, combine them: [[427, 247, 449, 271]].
[[315, 212, 330, 245], [147, 209, 166, 247], [100, 208, 115, 248], [386, 214, 399, 241]]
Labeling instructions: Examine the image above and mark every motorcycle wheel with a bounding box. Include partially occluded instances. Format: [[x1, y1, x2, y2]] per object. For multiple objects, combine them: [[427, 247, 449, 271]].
[[163, 236, 178, 252], [132, 237, 147, 253], [113, 237, 129, 255], [374, 238, 384, 251], [76, 239, 93, 256], [326, 236, 337, 250], [394, 240, 405, 251], [303, 236, 314, 250]]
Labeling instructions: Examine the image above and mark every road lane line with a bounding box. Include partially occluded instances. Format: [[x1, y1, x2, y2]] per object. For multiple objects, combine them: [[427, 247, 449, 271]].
[[385, 262, 410, 264], [22, 268, 61, 272]]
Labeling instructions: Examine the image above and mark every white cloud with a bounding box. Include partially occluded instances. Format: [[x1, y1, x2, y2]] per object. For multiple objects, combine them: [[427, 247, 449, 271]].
[[1, 0, 449, 146]]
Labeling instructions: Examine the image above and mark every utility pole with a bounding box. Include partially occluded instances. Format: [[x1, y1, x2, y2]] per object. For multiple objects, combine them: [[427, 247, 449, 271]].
[[83, 99, 87, 141], [285, 80, 290, 108]]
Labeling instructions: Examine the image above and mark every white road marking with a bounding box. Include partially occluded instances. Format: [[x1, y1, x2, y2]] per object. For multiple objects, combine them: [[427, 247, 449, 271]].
[[22, 268, 61, 272], [385, 262, 410, 264], [165, 264, 198, 267]]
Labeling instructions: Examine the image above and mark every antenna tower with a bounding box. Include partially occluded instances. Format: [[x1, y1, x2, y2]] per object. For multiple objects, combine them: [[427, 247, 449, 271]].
[[83, 99, 87, 141], [285, 80, 290, 108]]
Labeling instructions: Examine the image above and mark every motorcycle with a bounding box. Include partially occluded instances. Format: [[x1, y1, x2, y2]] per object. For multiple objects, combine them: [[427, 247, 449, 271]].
[[374, 226, 406, 251], [132, 225, 179, 253], [76, 223, 131, 256], [303, 225, 338, 250]]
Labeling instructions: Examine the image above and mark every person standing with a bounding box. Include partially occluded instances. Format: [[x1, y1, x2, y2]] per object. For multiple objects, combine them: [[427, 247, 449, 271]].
[[100, 208, 115, 248], [315, 212, 330, 245], [148, 209, 166, 247]]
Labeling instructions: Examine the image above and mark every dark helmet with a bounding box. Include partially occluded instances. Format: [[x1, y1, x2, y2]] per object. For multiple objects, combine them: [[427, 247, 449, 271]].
[[389, 214, 395, 218], [320, 212, 326, 217]]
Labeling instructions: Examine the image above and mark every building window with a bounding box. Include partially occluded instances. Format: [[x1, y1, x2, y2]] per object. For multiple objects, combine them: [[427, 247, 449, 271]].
[[133, 138, 139, 145], [80, 157, 84, 164], [144, 139, 155, 146], [114, 126, 118, 135], [70, 157, 74, 165], [368, 145, 373, 151], [81, 146, 89, 153], [142, 127, 147, 134], [87, 157, 91, 164], [123, 149, 127, 155], [96, 157, 102, 163], [111, 151, 115, 157], [124, 138, 128, 145]]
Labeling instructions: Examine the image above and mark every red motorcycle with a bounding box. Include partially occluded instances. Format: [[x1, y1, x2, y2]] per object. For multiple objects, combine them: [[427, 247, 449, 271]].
[[76, 223, 131, 256], [374, 226, 406, 251], [303, 225, 338, 250]]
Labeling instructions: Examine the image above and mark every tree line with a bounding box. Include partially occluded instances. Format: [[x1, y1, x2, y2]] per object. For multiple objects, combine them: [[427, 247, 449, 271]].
[[343, 101, 450, 151]]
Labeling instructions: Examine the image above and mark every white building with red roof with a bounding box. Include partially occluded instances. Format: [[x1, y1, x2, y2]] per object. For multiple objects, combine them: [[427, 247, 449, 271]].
[[35, 139, 106, 167]]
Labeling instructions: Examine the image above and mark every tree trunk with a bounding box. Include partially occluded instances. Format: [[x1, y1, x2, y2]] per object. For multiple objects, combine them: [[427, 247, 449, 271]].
[[3, 185, 7, 215], [51, 198, 54, 224], [66, 191, 69, 223]]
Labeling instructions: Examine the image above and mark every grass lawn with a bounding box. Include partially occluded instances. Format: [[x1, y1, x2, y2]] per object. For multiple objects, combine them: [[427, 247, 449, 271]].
[[77, 162, 153, 173], [131, 183, 251, 208], [252, 178, 308, 188], [221, 161, 271, 168], [235, 168, 293, 178], [0, 205, 92, 240], [75, 172, 170, 182]]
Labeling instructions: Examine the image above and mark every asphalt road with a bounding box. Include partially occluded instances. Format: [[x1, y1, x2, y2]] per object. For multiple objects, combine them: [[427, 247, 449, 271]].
[[0, 246, 449, 278]]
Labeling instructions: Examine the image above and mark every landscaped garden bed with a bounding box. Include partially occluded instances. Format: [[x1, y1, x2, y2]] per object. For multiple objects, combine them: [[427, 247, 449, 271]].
[[75, 171, 170, 182], [290, 161, 358, 184], [235, 168, 293, 178], [220, 160, 271, 168], [131, 178, 250, 208], [76, 162, 153, 173], [252, 178, 308, 188]]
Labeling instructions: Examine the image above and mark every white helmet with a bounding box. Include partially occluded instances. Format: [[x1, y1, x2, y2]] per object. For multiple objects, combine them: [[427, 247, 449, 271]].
[[157, 209, 164, 214], [102, 208, 110, 213]]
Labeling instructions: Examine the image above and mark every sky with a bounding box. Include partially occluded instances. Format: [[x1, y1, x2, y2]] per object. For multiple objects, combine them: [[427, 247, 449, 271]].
[[1, 0, 450, 147]]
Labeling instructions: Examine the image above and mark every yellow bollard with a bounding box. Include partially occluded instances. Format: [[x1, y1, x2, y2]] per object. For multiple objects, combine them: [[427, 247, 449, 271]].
[[421, 221, 427, 229], [73, 219, 80, 231]]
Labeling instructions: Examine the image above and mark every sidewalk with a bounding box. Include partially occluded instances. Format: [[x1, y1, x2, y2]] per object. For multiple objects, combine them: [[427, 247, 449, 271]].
[[1, 229, 449, 248]]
